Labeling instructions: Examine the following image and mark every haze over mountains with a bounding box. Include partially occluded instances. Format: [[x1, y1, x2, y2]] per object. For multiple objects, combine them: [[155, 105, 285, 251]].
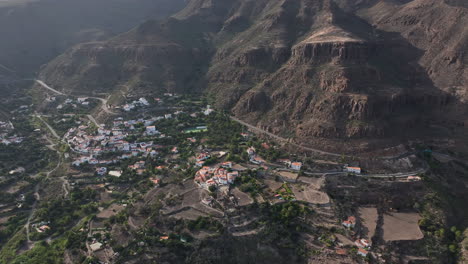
[[35, 0, 468, 151], [0, 0, 185, 77]]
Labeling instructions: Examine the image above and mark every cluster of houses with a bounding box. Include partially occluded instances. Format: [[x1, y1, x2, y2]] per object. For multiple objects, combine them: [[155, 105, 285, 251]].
[[128, 160, 147, 175], [122, 97, 150, 111], [0, 122, 23, 145], [354, 238, 371, 257], [246, 147, 266, 165], [195, 152, 211, 167], [194, 162, 239, 189], [66, 101, 215, 179], [277, 159, 303, 171], [342, 216, 371, 257], [68, 117, 167, 167], [57, 98, 90, 110], [0, 121, 13, 130], [32, 221, 51, 233], [0, 134, 24, 145]]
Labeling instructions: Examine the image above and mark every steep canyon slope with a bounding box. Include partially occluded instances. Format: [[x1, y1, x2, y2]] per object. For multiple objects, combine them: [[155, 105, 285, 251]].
[[38, 0, 468, 151]]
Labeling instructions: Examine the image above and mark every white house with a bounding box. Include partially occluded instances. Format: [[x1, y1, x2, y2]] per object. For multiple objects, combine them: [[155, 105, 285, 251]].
[[291, 162, 302, 171], [357, 248, 368, 257], [109, 170, 122, 177], [346, 166, 361, 174], [90, 242, 103, 252], [139, 97, 149, 106]]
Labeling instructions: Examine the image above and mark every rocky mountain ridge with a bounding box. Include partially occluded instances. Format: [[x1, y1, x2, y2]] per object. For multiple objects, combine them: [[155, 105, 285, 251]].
[[38, 0, 467, 151]]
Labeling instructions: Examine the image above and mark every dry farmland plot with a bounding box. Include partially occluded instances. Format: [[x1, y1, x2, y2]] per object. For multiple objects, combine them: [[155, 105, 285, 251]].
[[97, 204, 125, 219], [0, 216, 11, 225], [292, 185, 330, 205], [278, 171, 299, 182], [297, 176, 324, 188], [5, 180, 29, 193], [335, 234, 355, 246], [359, 207, 378, 239], [231, 188, 254, 206], [383, 212, 424, 241], [263, 179, 283, 191], [170, 207, 209, 220]]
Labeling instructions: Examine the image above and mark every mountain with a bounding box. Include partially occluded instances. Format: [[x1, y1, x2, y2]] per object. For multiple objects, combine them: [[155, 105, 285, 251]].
[[0, 0, 186, 77], [38, 0, 468, 152]]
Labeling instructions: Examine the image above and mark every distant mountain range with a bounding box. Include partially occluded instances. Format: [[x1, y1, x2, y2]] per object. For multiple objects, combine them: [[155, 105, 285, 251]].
[[38, 0, 468, 151], [0, 0, 185, 76]]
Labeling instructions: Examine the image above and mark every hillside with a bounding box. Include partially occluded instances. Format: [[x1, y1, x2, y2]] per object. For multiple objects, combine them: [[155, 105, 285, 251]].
[[0, 0, 185, 77], [38, 0, 468, 152]]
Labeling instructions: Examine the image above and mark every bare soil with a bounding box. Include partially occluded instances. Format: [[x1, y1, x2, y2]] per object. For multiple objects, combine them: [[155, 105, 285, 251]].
[[277, 171, 299, 182], [0, 215, 11, 224], [383, 212, 424, 241], [292, 185, 330, 205], [5, 180, 29, 194], [231, 188, 254, 207], [358, 207, 378, 239], [297, 176, 324, 189], [169, 208, 209, 220], [263, 179, 283, 191], [96, 204, 125, 219]]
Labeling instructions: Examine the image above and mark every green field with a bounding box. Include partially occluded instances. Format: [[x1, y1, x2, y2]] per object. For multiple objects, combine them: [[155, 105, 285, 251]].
[[184, 126, 208, 134]]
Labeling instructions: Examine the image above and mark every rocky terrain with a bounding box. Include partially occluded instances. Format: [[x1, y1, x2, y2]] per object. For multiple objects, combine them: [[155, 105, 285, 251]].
[[0, 0, 185, 77], [38, 0, 468, 152]]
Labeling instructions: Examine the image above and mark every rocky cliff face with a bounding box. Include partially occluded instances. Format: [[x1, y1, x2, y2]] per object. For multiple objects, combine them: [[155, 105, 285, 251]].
[[38, 0, 467, 149]]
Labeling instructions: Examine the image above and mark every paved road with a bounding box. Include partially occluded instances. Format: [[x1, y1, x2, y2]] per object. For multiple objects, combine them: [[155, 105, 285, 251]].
[[35, 80, 64, 95], [230, 116, 344, 157], [87, 96, 116, 115], [36, 115, 60, 139], [361, 168, 426, 178], [35, 79, 116, 115], [0, 63, 15, 73], [87, 114, 103, 128]]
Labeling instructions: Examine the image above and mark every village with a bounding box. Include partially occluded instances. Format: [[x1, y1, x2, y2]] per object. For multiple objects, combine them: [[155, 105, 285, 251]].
[[0, 88, 435, 264], [0, 121, 24, 145]]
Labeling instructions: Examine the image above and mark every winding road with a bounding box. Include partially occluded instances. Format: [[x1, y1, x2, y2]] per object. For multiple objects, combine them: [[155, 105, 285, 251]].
[[35, 80, 64, 95], [35, 79, 116, 115], [230, 116, 344, 157], [35, 114, 60, 139], [24, 152, 63, 250]]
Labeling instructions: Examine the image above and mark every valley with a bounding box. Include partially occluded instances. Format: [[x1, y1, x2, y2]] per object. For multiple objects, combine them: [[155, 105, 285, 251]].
[[0, 0, 467, 264], [0, 77, 466, 264]]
